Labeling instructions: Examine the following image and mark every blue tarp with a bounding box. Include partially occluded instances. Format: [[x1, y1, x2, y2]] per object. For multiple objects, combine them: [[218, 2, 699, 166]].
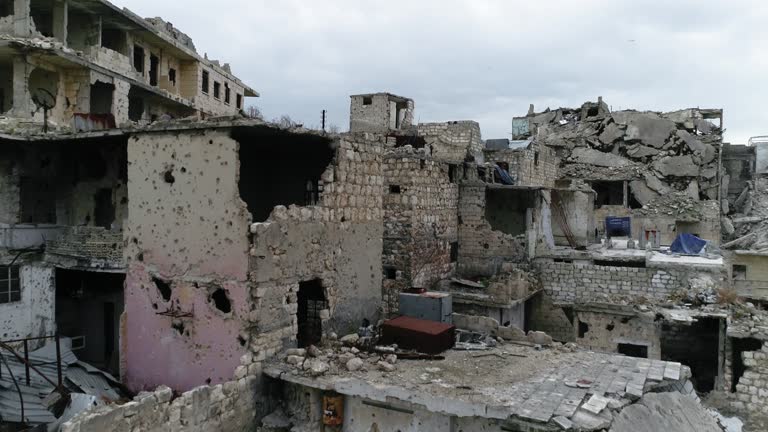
[[494, 164, 515, 185], [670, 233, 708, 254]]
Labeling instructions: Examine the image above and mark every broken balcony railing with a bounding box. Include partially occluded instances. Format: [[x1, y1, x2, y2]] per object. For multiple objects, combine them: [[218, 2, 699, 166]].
[[0, 334, 68, 426]]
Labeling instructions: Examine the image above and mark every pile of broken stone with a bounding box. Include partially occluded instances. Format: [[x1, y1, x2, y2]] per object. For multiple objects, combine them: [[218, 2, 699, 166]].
[[728, 303, 768, 340], [723, 178, 768, 251], [524, 101, 722, 208], [281, 333, 399, 377]]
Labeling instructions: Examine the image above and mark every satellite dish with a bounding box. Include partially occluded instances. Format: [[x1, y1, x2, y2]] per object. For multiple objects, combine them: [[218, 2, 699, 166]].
[[31, 87, 56, 133]]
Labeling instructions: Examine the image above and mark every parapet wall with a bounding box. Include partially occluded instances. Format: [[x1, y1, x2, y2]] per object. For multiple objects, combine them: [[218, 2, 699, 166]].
[[533, 260, 724, 304]]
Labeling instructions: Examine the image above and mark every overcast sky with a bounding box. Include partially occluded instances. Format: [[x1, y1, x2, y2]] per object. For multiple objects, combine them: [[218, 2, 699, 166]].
[[114, 0, 768, 143]]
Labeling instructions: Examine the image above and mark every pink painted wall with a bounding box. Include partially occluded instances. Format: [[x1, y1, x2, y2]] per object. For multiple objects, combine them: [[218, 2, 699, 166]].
[[122, 130, 251, 392], [124, 264, 249, 392]]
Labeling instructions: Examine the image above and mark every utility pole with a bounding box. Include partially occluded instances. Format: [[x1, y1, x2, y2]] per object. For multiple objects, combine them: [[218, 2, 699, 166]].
[[321, 109, 326, 132]]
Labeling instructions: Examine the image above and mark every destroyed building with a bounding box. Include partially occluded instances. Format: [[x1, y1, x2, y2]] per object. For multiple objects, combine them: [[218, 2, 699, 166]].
[[0, 8, 765, 427], [0, 0, 257, 134]]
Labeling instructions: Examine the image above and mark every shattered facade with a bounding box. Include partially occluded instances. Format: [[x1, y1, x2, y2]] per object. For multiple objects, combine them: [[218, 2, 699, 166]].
[[0, 0, 257, 135], [1, 43, 766, 429]]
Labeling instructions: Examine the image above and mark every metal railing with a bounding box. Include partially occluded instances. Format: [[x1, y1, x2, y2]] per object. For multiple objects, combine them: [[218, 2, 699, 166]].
[[0, 334, 67, 425]]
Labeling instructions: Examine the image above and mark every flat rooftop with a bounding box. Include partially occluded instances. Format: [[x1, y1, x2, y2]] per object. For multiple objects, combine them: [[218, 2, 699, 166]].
[[265, 343, 688, 430]]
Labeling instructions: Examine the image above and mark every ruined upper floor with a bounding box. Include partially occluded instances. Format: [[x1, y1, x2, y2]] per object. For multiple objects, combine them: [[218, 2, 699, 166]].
[[0, 0, 258, 134]]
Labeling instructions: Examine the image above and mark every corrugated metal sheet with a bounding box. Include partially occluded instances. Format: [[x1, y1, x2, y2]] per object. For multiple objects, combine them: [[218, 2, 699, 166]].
[[0, 341, 122, 425], [66, 365, 122, 402], [0, 379, 57, 424]]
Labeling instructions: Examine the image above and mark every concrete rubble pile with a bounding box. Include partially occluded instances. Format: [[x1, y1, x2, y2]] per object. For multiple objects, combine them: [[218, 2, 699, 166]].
[[517, 101, 723, 206], [723, 178, 768, 251]]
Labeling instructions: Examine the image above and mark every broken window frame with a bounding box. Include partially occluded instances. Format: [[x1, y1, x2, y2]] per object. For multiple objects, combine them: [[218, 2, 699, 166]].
[[224, 83, 231, 105], [133, 45, 145, 74], [362, 96, 373, 106], [732, 264, 747, 281], [0, 265, 21, 304], [168, 68, 177, 87], [201, 70, 210, 94], [236, 93, 243, 109], [213, 81, 221, 100]]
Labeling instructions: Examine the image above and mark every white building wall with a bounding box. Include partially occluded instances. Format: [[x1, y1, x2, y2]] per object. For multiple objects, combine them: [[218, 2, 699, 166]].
[[0, 265, 55, 344]]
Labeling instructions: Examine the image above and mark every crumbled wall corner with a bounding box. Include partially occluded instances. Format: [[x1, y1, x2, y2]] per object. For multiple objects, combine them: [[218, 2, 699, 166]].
[[247, 134, 384, 361], [62, 371, 265, 432]]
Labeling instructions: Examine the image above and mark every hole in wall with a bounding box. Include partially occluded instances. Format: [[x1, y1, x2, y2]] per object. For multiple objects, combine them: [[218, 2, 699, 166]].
[[578, 321, 589, 338], [237, 335, 247, 347], [618, 343, 648, 358], [661, 317, 721, 392], [297, 279, 327, 348], [731, 337, 763, 392], [384, 267, 397, 280], [389, 185, 401, 194], [153, 277, 172, 301], [606, 323, 615, 331], [209, 288, 232, 314], [163, 169, 175, 184], [171, 321, 185, 336]]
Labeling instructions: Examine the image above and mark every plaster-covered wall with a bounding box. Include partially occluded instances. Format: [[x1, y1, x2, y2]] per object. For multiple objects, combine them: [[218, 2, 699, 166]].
[[574, 309, 662, 359], [123, 129, 251, 392], [0, 264, 55, 343]]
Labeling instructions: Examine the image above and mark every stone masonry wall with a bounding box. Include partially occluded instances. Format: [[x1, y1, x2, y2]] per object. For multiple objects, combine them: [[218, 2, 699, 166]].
[[527, 292, 575, 342], [349, 94, 414, 133], [574, 310, 662, 359], [418, 121, 483, 164], [723, 337, 768, 418], [247, 135, 385, 367], [533, 260, 724, 304], [457, 184, 527, 276], [484, 142, 558, 188], [62, 375, 263, 432], [382, 154, 458, 313]]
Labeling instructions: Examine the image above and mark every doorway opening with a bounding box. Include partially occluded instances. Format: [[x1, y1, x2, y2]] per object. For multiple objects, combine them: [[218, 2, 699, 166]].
[[297, 279, 327, 348], [55, 269, 125, 376], [731, 337, 763, 392], [661, 318, 721, 392]]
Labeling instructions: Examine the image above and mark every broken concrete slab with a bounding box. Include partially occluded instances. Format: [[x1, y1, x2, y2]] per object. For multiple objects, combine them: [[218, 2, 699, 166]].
[[722, 217, 735, 236], [694, 118, 714, 134], [662, 109, 696, 130], [653, 155, 699, 177], [553, 415, 574, 430], [572, 408, 612, 430], [643, 173, 671, 194], [625, 144, 661, 159], [599, 123, 625, 146], [685, 180, 700, 200], [571, 147, 632, 168], [624, 114, 677, 148], [581, 394, 611, 415], [677, 130, 716, 165], [609, 392, 722, 432], [630, 180, 660, 206]]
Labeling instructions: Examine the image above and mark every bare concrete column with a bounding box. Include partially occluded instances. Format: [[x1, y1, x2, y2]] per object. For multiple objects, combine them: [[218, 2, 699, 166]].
[[53, 0, 68, 44], [623, 181, 629, 208], [11, 56, 31, 116], [13, 0, 31, 37]]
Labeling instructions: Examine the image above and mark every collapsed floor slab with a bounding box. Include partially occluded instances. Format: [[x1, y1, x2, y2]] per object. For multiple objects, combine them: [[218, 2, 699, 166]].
[[264, 344, 692, 431]]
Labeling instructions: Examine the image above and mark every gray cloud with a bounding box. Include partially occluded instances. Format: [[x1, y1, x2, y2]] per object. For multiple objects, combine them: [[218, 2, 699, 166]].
[[114, 0, 768, 143]]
